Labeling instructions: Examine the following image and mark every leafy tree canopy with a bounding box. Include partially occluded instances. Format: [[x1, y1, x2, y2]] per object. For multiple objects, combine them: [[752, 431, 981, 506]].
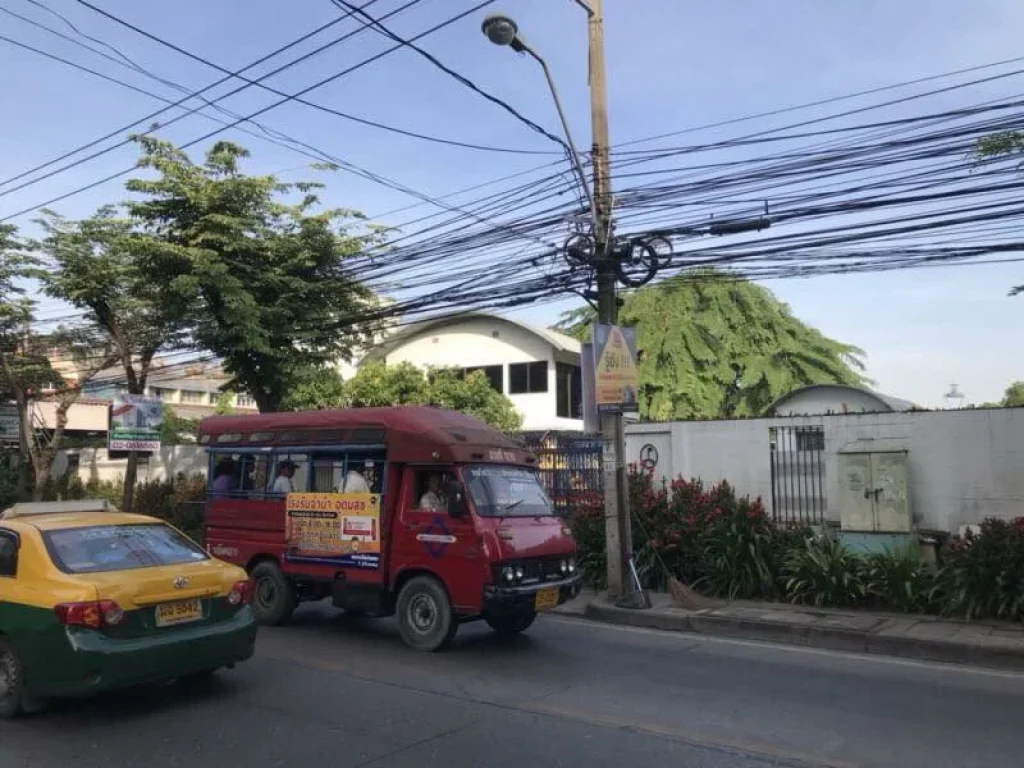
[[279, 364, 347, 412], [1001, 381, 1024, 408], [124, 137, 382, 412], [159, 409, 199, 445], [299, 361, 523, 432], [555, 270, 868, 420]]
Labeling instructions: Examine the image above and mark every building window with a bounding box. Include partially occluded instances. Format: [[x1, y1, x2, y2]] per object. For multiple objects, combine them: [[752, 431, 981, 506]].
[[149, 387, 174, 401], [180, 390, 205, 404], [461, 365, 504, 393], [208, 392, 219, 405], [795, 427, 825, 452], [509, 361, 548, 394], [556, 363, 582, 419], [236, 393, 255, 408]]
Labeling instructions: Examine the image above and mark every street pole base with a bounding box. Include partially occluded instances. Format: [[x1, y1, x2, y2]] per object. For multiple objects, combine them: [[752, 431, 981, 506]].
[[614, 589, 652, 610]]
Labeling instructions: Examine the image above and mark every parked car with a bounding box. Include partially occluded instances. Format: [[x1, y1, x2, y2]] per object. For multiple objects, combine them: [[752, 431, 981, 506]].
[[0, 500, 257, 718]]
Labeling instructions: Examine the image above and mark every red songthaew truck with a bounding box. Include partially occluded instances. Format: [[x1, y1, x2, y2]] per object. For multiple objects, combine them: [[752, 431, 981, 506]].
[[199, 407, 582, 650]]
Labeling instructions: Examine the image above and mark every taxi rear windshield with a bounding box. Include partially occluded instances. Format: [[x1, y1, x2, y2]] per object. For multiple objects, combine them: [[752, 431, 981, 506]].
[[43, 524, 208, 574]]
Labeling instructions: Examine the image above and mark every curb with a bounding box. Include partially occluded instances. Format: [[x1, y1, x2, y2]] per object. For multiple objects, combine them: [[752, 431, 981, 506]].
[[583, 602, 1024, 672]]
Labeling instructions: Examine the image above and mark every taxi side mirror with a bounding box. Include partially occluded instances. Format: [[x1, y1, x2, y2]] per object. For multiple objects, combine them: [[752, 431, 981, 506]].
[[0, 533, 19, 577], [443, 480, 467, 519]]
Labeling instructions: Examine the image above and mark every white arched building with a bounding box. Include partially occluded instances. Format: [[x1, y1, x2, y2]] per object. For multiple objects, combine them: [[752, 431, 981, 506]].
[[358, 312, 584, 432]]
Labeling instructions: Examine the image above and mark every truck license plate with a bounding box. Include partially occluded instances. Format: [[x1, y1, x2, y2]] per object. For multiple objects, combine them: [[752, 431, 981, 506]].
[[534, 587, 559, 612], [155, 598, 202, 627]]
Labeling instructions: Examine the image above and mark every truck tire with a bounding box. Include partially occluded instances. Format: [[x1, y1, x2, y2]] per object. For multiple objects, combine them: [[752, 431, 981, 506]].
[[396, 576, 457, 652], [250, 561, 296, 626], [485, 610, 537, 635], [0, 637, 24, 719]]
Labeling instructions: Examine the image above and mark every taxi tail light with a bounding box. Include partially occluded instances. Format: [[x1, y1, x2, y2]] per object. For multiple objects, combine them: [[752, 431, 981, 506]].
[[54, 600, 125, 629], [227, 579, 253, 606]]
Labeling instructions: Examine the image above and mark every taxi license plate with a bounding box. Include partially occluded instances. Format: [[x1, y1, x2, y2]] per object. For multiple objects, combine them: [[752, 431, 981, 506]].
[[534, 587, 560, 612], [155, 598, 202, 627]]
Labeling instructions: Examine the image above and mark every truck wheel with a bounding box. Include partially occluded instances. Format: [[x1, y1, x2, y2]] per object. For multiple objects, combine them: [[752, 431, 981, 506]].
[[396, 576, 457, 652], [250, 561, 296, 626], [0, 637, 24, 719], [486, 610, 537, 635]]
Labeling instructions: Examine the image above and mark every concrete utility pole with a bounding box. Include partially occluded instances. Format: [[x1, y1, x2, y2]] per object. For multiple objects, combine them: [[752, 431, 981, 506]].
[[585, 0, 632, 599], [482, 1, 634, 600]]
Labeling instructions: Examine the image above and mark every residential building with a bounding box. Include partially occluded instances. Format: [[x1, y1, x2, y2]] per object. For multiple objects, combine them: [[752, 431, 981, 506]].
[[82, 361, 259, 420], [358, 312, 584, 431]]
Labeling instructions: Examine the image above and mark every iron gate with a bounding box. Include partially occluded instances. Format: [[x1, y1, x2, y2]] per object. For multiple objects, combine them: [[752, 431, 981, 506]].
[[769, 425, 827, 523], [517, 431, 603, 513]]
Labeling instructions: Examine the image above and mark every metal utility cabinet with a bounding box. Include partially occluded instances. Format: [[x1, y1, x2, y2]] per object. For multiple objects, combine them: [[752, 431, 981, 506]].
[[838, 446, 911, 533]]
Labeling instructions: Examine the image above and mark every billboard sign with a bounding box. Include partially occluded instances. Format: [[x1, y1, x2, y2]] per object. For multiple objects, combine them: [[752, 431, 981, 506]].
[[591, 324, 640, 413], [109, 395, 163, 452]]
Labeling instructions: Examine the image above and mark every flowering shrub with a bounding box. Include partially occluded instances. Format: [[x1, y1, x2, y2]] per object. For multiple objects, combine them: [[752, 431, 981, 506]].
[[572, 465, 1024, 622], [931, 518, 1024, 621]]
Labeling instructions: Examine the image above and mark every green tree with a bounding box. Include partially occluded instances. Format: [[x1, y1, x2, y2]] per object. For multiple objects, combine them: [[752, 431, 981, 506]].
[[124, 137, 381, 412], [159, 409, 199, 445], [37, 207, 187, 510], [975, 132, 1023, 296], [0, 227, 117, 499], [555, 271, 868, 420], [280, 363, 346, 411], [343, 362, 522, 431], [344, 362, 428, 408], [214, 390, 236, 415], [1001, 381, 1024, 407]]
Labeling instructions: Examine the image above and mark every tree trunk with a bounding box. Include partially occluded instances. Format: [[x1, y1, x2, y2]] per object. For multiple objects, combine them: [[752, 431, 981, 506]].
[[122, 451, 138, 511], [15, 426, 28, 500], [31, 462, 50, 502]]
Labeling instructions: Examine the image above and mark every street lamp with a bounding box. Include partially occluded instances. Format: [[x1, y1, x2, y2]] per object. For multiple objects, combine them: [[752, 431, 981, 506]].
[[480, 14, 598, 235]]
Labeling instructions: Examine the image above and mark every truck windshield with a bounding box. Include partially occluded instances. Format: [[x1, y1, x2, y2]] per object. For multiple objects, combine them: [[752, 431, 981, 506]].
[[463, 465, 554, 518]]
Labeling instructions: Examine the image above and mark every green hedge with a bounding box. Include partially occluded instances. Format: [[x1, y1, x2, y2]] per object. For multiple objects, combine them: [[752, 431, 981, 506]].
[[570, 469, 1024, 622]]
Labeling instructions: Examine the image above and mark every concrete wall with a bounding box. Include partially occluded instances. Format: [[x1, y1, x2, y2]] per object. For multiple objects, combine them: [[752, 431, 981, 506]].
[[58, 446, 208, 485], [625, 408, 1024, 533], [381, 317, 584, 432]]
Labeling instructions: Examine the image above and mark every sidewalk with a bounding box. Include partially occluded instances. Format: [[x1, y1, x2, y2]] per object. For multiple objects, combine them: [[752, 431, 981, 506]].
[[554, 589, 1024, 671]]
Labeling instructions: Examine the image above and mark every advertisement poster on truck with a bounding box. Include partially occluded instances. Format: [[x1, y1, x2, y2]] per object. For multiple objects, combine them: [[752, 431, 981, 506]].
[[285, 492, 381, 569], [108, 395, 163, 452]]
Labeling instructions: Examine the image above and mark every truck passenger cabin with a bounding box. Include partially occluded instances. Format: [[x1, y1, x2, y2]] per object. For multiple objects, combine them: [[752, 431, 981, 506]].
[[199, 406, 582, 651]]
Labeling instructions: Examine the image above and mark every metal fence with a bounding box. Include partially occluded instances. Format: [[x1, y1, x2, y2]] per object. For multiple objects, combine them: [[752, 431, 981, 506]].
[[517, 431, 603, 513], [769, 425, 827, 524]]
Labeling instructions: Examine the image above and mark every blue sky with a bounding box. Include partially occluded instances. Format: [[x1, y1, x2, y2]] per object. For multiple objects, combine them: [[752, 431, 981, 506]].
[[1, 0, 1022, 407]]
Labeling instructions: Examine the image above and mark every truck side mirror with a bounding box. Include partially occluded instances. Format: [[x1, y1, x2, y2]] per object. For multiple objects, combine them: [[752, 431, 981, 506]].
[[443, 480, 467, 518]]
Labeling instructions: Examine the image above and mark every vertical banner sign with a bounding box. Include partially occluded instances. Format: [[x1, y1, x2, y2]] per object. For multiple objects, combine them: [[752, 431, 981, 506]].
[[285, 493, 381, 569], [591, 324, 640, 413], [109, 395, 163, 452]]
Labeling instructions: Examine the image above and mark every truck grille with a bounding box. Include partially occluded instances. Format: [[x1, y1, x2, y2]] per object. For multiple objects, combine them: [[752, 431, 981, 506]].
[[494, 557, 566, 585]]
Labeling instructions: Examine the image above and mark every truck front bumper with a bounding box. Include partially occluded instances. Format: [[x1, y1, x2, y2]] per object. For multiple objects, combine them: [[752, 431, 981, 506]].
[[482, 574, 583, 616]]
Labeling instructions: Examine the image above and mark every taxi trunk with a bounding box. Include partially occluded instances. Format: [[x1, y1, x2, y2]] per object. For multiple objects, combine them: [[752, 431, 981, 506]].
[[83, 560, 242, 639]]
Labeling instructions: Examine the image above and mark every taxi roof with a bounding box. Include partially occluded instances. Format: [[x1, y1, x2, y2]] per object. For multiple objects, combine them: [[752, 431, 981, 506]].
[[0, 500, 161, 531]]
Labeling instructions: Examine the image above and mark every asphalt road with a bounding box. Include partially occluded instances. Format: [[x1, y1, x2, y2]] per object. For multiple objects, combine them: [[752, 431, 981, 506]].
[[3, 603, 1024, 768]]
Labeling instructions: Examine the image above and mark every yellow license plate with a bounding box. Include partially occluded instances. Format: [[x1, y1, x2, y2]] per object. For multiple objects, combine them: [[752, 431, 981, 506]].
[[155, 598, 202, 627], [534, 587, 560, 612]]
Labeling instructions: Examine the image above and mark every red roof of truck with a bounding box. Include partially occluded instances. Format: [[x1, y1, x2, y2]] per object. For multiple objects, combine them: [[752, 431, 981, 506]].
[[198, 406, 532, 465]]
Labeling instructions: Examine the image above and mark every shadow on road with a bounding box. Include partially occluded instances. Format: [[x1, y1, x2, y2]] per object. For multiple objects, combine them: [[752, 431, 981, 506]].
[[284, 601, 547, 657], [24, 674, 242, 726]]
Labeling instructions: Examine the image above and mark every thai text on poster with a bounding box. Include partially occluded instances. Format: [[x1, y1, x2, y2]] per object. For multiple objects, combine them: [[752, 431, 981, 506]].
[[285, 493, 380, 569]]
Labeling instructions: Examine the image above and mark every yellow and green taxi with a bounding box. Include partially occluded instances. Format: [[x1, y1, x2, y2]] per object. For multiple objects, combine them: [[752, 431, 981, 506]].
[[0, 500, 257, 717]]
